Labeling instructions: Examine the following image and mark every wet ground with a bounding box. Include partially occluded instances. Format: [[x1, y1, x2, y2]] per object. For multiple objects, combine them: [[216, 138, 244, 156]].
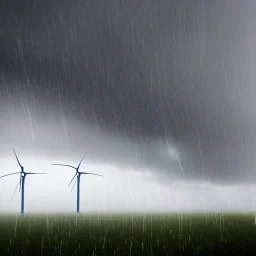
[[0, 213, 255, 255]]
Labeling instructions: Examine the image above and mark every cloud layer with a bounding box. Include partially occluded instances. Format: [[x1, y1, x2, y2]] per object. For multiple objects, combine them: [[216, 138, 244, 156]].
[[1, 0, 256, 185]]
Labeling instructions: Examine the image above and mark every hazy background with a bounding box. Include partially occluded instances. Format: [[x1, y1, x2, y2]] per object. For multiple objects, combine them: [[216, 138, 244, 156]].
[[1, 0, 256, 212]]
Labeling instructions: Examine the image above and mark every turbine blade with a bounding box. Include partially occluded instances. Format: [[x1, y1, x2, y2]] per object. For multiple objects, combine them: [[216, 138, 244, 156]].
[[77, 153, 87, 170], [13, 148, 24, 169], [12, 181, 20, 198], [52, 164, 76, 170], [80, 172, 104, 177], [71, 179, 77, 192], [26, 172, 46, 175], [0, 172, 20, 179], [68, 173, 77, 187]]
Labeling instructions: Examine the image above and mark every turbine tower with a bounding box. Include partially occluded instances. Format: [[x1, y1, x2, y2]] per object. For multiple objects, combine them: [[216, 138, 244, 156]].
[[52, 153, 103, 213], [0, 149, 46, 213]]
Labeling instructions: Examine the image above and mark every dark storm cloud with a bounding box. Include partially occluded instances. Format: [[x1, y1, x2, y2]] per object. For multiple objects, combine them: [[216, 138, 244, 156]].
[[1, 0, 256, 183]]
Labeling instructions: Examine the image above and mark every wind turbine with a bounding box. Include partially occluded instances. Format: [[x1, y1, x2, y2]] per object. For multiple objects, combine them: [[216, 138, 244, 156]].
[[0, 149, 46, 213], [52, 153, 103, 213]]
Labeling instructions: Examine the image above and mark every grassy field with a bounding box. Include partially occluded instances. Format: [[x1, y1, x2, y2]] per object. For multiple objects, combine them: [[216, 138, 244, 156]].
[[0, 213, 256, 255]]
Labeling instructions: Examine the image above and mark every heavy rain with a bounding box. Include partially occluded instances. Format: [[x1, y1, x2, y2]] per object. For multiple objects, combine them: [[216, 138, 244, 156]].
[[1, 0, 256, 254]]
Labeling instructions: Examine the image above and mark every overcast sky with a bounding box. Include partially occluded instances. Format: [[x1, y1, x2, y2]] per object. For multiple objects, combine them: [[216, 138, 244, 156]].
[[1, 0, 256, 213]]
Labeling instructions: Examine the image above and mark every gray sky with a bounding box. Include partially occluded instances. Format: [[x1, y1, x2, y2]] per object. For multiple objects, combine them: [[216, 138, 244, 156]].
[[1, 0, 256, 212]]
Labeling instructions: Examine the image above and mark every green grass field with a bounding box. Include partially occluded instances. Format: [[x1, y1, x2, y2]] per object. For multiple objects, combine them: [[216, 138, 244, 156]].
[[0, 213, 256, 255]]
